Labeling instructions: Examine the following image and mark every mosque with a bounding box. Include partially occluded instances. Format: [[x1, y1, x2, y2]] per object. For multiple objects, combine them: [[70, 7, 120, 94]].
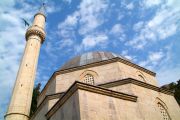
[[5, 4, 180, 120]]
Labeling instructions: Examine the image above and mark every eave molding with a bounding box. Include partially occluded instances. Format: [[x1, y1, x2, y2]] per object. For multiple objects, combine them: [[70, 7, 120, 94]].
[[98, 78, 174, 96], [57, 57, 156, 76], [45, 81, 137, 119]]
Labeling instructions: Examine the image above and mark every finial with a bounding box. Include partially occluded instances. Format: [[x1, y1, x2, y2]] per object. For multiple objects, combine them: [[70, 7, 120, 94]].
[[38, 2, 46, 15]]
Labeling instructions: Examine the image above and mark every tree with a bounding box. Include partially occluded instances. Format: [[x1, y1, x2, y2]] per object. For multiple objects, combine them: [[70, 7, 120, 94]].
[[161, 79, 180, 106], [174, 80, 180, 105], [30, 83, 41, 116]]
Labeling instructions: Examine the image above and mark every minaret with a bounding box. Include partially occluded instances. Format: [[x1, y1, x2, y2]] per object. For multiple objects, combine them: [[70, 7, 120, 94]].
[[5, 5, 46, 120]]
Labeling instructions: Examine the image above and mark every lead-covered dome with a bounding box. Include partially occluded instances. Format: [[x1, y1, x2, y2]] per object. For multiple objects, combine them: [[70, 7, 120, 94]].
[[60, 51, 130, 70]]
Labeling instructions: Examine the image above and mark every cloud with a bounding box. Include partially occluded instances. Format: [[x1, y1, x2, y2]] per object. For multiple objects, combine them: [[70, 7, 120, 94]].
[[45, 2, 61, 13], [0, 0, 58, 119], [126, 2, 134, 10], [0, 0, 15, 9], [117, 13, 124, 21], [110, 24, 123, 35], [133, 21, 144, 31], [63, 0, 72, 4], [0, 5, 30, 120], [1, 0, 179, 119], [138, 44, 172, 71], [59, 39, 74, 49], [58, 11, 79, 29], [141, 0, 163, 8], [82, 34, 108, 48], [139, 51, 165, 69], [128, 0, 180, 49], [149, 51, 164, 62], [110, 24, 126, 42], [57, 0, 109, 52], [157, 64, 180, 85], [121, 50, 136, 61], [58, 0, 108, 35], [78, 0, 108, 35]]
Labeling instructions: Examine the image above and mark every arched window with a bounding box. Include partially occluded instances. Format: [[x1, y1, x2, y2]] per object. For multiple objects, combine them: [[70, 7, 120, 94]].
[[136, 71, 146, 82], [83, 74, 94, 85], [157, 102, 171, 120], [138, 75, 146, 82]]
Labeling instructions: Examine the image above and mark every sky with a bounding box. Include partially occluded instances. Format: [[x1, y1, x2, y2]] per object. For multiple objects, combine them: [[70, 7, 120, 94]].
[[0, 0, 180, 119]]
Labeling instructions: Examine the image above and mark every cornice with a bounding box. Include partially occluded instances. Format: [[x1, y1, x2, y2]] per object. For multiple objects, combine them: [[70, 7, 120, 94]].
[[56, 57, 156, 76], [45, 81, 137, 119], [98, 78, 174, 96]]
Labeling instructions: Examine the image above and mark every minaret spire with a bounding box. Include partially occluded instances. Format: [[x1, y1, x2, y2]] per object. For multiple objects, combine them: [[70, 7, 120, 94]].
[[39, 2, 46, 15], [5, 4, 46, 120]]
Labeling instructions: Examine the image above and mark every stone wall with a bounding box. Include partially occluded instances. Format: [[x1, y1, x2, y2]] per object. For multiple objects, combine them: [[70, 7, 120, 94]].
[[38, 61, 157, 108], [109, 84, 180, 120], [78, 89, 142, 120], [50, 91, 80, 120], [31, 98, 59, 120], [117, 62, 157, 85]]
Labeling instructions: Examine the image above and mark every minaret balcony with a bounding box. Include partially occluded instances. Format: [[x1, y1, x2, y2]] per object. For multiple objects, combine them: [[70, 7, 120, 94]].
[[25, 25, 46, 43]]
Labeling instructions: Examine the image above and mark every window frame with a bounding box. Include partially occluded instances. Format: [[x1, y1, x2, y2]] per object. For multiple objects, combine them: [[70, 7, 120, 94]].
[[83, 74, 95, 85]]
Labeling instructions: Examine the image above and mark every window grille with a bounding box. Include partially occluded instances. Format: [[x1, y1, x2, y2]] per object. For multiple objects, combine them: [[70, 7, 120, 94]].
[[83, 74, 94, 85], [157, 103, 171, 120]]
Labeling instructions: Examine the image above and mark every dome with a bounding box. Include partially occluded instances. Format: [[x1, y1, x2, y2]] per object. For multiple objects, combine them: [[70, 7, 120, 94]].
[[60, 51, 130, 70]]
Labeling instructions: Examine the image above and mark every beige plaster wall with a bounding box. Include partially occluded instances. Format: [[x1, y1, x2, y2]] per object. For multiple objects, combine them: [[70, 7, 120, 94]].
[[38, 61, 157, 106], [48, 98, 59, 109], [117, 62, 158, 85], [55, 62, 157, 94], [108, 84, 134, 95], [78, 89, 143, 120], [50, 91, 80, 120], [32, 98, 59, 120], [109, 84, 180, 120], [158, 93, 180, 120]]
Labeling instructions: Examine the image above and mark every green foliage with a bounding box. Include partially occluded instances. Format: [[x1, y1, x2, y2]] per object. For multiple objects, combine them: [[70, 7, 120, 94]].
[[174, 80, 180, 105], [161, 79, 180, 106], [30, 83, 41, 116]]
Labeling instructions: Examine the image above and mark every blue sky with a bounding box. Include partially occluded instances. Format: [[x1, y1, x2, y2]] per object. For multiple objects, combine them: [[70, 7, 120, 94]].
[[0, 0, 180, 119]]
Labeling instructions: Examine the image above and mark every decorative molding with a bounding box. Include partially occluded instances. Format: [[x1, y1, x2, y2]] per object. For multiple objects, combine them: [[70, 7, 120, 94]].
[[155, 97, 168, 110], [155, 97, 172, 120], [26, 25, 46, 42], [79, 69, 98, 81], [56, 57, 156, 76], [4, 113, 29, 119], [45, 81, 137, 119], [98, 78, 174, 96], [136, 71, 147, 82]]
